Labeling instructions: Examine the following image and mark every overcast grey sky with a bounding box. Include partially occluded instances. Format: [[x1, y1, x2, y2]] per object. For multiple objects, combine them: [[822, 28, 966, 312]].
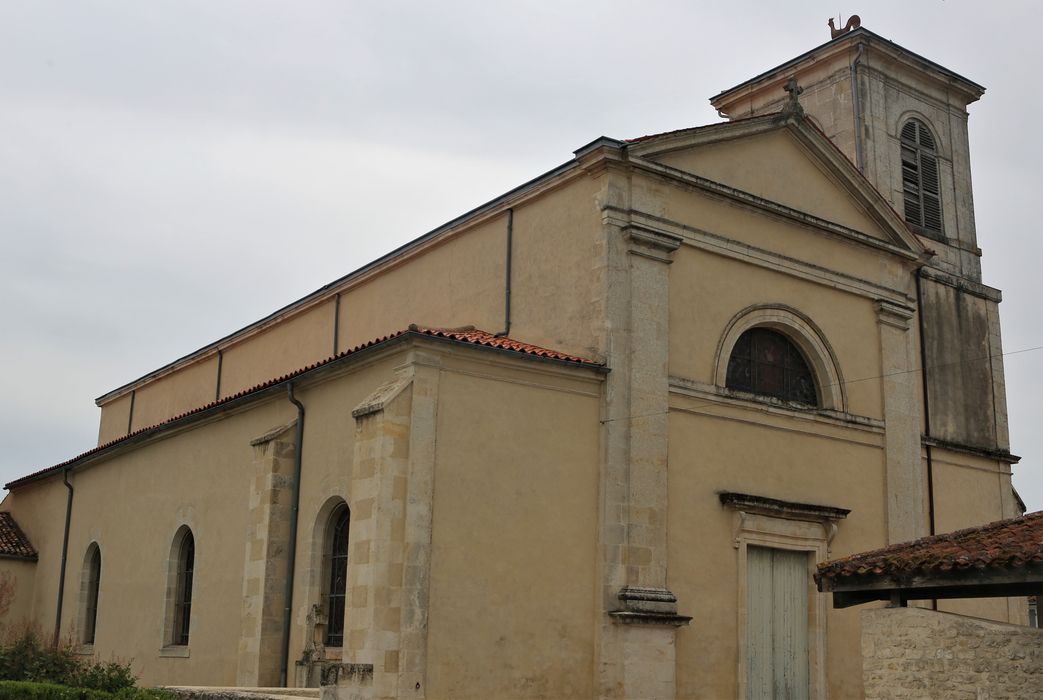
[[2, 2, 1041, 512]]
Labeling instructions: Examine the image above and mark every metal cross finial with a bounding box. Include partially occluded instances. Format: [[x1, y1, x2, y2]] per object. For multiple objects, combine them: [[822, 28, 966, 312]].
[[783, 76, 805, 117]]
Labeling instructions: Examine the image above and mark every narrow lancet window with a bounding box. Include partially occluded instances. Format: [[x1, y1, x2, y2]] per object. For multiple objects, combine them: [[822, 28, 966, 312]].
[[173, 529, 195, 646], [324, 505, 350, 647], [83, 544, 101, 645]]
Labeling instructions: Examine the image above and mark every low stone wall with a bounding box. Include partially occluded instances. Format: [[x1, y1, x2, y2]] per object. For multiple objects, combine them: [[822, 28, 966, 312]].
[[862, 606, 1043, 699]]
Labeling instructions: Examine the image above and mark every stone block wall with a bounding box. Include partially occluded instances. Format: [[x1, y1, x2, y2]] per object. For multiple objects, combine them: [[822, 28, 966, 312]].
[[862, 606, 1043, 699]]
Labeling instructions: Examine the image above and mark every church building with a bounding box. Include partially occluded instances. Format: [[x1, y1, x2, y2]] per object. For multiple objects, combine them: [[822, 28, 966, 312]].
[[0, 24, 1023, 699]]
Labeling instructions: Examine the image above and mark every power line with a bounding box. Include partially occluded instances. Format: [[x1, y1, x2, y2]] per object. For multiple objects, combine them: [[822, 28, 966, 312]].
[[599, 343, 1043, 424]]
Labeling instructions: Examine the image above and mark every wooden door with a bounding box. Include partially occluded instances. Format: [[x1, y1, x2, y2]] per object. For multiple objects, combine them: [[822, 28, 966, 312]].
[[746, 546, 809, 700]]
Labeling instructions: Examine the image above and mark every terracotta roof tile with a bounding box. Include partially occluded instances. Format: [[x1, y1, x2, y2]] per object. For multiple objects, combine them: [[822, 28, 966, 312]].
[[0, 513, 37, 561], [6, 326, 601, 490], [816, 510, 1043, 583]]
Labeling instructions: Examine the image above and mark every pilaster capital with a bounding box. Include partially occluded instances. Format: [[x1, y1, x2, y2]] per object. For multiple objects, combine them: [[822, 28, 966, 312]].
[[625, 226, 682, 264], [875, 299, 916, 330]]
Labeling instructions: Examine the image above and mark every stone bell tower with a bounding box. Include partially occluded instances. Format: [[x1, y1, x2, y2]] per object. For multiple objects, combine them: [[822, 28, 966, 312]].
[[711, 24, 1017, 526]]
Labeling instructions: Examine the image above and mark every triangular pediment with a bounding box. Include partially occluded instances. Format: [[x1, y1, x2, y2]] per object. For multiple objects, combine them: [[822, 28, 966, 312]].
[[626, 115, 926, 258]]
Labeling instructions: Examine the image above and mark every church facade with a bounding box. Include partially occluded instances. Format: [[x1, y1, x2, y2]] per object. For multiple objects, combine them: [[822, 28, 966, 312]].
[[0, 27, 1023, 699]]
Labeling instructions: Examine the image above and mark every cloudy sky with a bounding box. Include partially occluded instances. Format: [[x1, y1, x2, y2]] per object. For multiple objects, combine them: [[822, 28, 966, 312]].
[[2, 2, 1041, 511]]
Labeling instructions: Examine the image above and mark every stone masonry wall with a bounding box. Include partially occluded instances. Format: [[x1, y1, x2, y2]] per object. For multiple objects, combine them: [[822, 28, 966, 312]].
[[862, 606, 1043, 699]]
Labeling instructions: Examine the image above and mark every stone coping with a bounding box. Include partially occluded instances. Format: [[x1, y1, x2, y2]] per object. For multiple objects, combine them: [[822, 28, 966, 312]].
[[164, 687, 319, 700]]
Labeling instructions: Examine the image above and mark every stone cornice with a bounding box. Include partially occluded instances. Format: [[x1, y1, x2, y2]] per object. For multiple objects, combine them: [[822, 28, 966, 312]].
[[711, 28, 983, 115], [613, 207, 911, 304], [875, 299, 916, 330], [919, 266, 1002, 303], [627, 156, 923, 263], [719, 491, 851, 522]]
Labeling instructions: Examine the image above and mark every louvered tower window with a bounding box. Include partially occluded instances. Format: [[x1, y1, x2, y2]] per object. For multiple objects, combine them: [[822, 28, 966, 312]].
[[900, 119, 943, 238]]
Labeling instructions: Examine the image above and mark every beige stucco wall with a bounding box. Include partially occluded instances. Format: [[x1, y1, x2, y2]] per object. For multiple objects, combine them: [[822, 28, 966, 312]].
[[862, 606, 1043, 700], [0, 558, 37, 636], [283, 353, 401, 673], [632, 173, 913, 296], [10, 78, 1020, 699], [669, 246, 886, 420], [656, 130, 887, 238], [668, 406, 887, 699], [97, 392, 133, 446], [0, 482, 72, 646], [424, 365, 601, 698], [53, 397, 290, 686], [6, 349, 403, 686], [7, 339, 606, 696], [96, 172, 604, 449], [220, 301, 337, 399], [129, 355, 221, 437]]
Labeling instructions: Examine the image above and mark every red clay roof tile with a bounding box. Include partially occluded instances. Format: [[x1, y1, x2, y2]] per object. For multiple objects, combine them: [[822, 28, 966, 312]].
[[816, 511, 1043, 583], [0, 512, 37, 561], [6, 326, 601, 490]]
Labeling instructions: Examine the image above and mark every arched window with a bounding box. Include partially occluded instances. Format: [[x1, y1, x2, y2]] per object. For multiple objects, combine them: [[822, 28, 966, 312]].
[[171, 528, 195, 646], [726, 327, 818, 406], [900, 119, 942, 237], [81, 544, 101, 645], [323, 504, 350, 647]]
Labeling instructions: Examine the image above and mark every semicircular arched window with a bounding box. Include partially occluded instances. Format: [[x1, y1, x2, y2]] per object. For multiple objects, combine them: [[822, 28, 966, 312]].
[[725, 327, 818, 406], [900, 118, 942, 238]]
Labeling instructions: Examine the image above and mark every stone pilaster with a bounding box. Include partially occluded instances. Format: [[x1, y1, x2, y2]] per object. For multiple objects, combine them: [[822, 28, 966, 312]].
[[237, 425, 297, 687], [876, 299, 926, 544], [328, 349, 440, 700], [593, 186, 689, 696]]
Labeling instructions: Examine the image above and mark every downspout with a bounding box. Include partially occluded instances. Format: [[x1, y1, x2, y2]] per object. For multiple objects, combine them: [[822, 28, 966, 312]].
[[126, 390, 136, 435], [333, 293, 341, 355], [851, 42, 866, 173], [215, 350, 224, 402], [494, 208, 514, 338], [915, 269, 939, 611], [52, 468, 74, 646], [279, 383, 306, 687]]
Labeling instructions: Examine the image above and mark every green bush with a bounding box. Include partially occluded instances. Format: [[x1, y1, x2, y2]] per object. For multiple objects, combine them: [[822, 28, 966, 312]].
[[0, 633, 79, 687], [0, 680, 173, 699], [0, 680, 112, 699], [0, 632, 168, 698], [71, 661, 137, 694]]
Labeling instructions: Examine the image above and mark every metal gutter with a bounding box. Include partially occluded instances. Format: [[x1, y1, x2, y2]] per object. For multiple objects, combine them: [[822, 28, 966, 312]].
[[52, 469, 74, 646], [494, 209, 514, 338], [279, 383, 305, 687]]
